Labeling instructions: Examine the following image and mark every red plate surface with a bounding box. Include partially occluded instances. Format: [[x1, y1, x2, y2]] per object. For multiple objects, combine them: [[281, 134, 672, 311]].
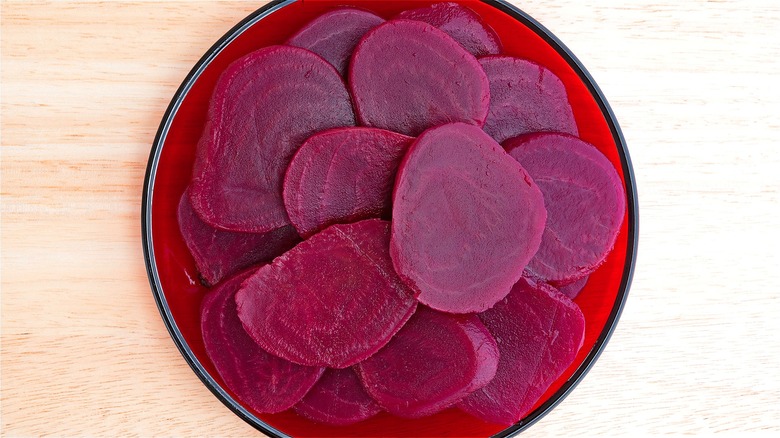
[[143, 1, 638, 436]]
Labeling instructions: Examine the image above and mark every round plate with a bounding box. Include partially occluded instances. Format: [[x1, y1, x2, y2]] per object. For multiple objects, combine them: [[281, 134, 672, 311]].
[[142, 1, 638, 436]]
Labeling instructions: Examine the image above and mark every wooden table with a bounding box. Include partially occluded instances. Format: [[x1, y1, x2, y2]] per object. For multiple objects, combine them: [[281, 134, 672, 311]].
[[3, 1, 779, 436]]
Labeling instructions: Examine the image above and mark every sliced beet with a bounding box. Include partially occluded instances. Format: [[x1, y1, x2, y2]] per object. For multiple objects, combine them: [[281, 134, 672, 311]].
[[557, 275, 589, 300], [391, 123, 547, 314], [294, 368, 382, 425], [235, 219, 417, 369], [395, 2, 501, 57], [287, 8, 384, 76], [506, 133, 626, 285], [283, 127, 413, 238], [178, 187, 300, 286], [480, 56, 578, 144], [190, 45, 355, 233], [459, 277, 585, 426], [201, 269, 324, 413], [349, 19, 489, 136], [357, 306, 499, 418]]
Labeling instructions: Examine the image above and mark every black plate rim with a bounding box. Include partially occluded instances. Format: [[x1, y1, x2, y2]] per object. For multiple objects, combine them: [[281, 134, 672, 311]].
[[142, 1, 639, 437]]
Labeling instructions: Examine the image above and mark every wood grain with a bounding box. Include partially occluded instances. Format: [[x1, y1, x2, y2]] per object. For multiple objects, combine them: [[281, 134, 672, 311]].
[[2, 0, 779, 436]]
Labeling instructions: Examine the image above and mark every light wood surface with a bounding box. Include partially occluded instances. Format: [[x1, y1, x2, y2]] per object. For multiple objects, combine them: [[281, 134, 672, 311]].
[[2, 1, 780, 436]]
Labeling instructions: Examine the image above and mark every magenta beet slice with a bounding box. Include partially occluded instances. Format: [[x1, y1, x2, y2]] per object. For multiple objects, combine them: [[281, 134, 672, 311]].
[[236, 219, 417, 368], [178, 188, 300, 286], [480, 56, 578, 144], [357, 306, 499, 418], [287, 8, 384, 76], [459, 277, 585, 426], [190, 45, 355, 233], [294, 368, 382, 425], [395, 2, 501, 57], [201, 269, 324, 413], [349, 19, 489, 136], [391, 123, 547, 313], [557, 275, 589, 300], [283, 127, 413, 238], [506, 133, 626, 285]]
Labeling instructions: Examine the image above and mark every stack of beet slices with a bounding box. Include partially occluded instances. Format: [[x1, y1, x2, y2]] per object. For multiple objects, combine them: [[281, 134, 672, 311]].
[[179, 2, 626, 429]]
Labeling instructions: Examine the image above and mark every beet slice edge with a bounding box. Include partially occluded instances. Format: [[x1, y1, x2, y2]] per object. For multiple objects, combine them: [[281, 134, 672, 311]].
[[235, 219, 417, 368], [480, 56, 578, 144], [178, 187, 300, 286], [557, 275, 589, 300], [391, 122, 547, 313], [283, 127, 413, 238], [294, 367, 382, 426], [505, 132, 626, 285], [458, 277, 586, 425], [349, 19, 490, 137], [287, 7, 384, 76], [201, 268, 324, 414], [190, 45, 355, 233], [357, 306, 499, 419], [395, 2, 502, 57]]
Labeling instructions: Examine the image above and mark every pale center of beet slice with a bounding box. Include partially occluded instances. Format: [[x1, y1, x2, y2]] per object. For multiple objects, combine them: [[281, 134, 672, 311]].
[[357, 306, 499, 419], [349, 19, 490, 137], [287, 7, 384, 76], [505, 132, 626, 285], [479, 56, 578, 144], [459, 277, 585, 426], [283, 127, 413, 238], [293, 367, 382, 426], [200, 268, 324, 414], [391, 122, 547, 314], [189, 45, 355, 233], [178, 187, 300, 286], [395, 2, 501, 57], [235, 219, 417, 369]]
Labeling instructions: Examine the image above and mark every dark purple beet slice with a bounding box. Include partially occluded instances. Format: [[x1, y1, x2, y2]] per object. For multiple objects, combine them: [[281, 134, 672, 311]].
[[506, 132, 626, 285], [236, 219, 417, 369], [349, 19, 489, 136], [287, 8, 384, 76], [557, 275, 589, 300], [201, 269, 324, 413], [357, 306, 499, 419], [283, 127, 413, 238], [395, 2, 501, 57], [178, 187, 300, 286], [459, 277, 585, 426], [391, 123, 547, 313], [480, 56, 578, 144], [294, 368, 382, 425], [190, 45, 355, 233]]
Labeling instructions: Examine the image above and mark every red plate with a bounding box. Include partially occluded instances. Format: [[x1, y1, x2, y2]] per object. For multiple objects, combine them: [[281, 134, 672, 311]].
[[142, 1, 638, 436]]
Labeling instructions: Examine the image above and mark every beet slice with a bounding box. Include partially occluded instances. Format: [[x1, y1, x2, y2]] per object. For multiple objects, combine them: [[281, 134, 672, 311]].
[[178, 188, 300, 286], [480, 56, 578, 144], [395, 2, 501, 57], [349, 19, 489, 136], [236, 219, 417, 368], [357, 306, 499, 418], [283, 127, 413, 238], [459, 277, 585, 426], [287, 8, 384, 76], [506, 133, 626, 285], [391, 123, 547, 313], [190, 45, 355, 233], [557, 275, 589, 300], [201, 269, 324, 413], [294, 368, 382, 425]]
